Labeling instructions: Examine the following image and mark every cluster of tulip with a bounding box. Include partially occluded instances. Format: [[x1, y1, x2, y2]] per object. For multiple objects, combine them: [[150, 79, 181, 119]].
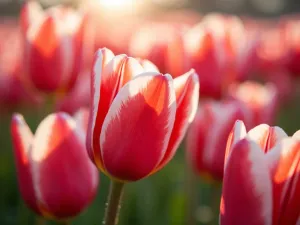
[[1, 0, 300, 224]]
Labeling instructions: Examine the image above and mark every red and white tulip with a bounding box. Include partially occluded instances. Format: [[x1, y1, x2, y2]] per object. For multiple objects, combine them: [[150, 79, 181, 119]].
[[20, 2, 87, 93], [11, 112, 99, 221], [86, 48, 199, 181], [221, 120, 300, 225]]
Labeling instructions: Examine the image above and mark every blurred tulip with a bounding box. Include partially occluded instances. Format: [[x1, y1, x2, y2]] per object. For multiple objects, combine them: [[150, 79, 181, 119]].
[[184, 14, 247, 99], [11, 112, 99, 221], [227, 81, 278, 127], [129, 23, 189, 78], [0, 20, 41, 111], [256, 26, 287, 73], [86, 48, 199, 181], [221, 120, 300, 225], [263, 69, 294, 104], [21, 2, 87, 94], [186, 100, 251, 180]]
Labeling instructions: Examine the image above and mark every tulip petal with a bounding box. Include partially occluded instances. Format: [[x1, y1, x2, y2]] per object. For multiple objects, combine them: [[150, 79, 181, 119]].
[[154, 69, 199, 172], [20, 1, 43, 33], [26, 16, 65, 92], [247, 124, 287, 153], [31, 113, 99, 219], [186, 104, 214, 174], [224, 120, 247, 169], [220, 139, 272, 225], [292, 130, 300, 140], [100, 72, 176, 181], [11, 114, 40, 214], [87, 50, 144, 171], [86, 48, 114, 169], [266, 138, 300, 225]]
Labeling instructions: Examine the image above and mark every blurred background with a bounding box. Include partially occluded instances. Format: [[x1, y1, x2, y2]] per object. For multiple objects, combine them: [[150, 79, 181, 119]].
[[1, 0, 300, 225]]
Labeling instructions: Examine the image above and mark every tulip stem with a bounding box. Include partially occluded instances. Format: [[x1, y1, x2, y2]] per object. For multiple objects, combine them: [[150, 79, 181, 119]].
[[103, 180, 125, 225]]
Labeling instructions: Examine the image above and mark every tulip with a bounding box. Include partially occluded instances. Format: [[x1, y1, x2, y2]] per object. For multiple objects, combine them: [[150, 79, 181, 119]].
[[21, 2, 87, 93], [221, 120, 300, 225], [255, 26, 287, 74], [227, 81, 278, 127], [129, 23, 189, 78], [87, 47, 200, 181], [186, 100, 251, 180], [184, 14, 245, 99], [11, 112, 99, 221]]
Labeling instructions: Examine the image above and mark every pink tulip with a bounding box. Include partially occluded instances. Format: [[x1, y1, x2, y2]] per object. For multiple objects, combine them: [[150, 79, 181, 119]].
[[184, 14, 246, 99], [11, 112, 99, 220], [227, 81, 278, 127], [21, 2, 87, 93], [86, 48, 199, 181], [221, 120, 300, 225], [186, 100, 251, 180]]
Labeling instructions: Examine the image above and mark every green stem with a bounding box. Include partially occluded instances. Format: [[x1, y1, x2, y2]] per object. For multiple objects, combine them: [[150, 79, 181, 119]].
[[103, 180, 125, 225], [185, 163, 198, 225]]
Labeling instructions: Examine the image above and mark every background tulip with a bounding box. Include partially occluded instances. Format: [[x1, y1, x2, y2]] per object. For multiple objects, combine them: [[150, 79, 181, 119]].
[[11, 112, 99, 221], [227, 81, 278, 127], [21, 2, 86, 94], [186, 100, 251, 180]]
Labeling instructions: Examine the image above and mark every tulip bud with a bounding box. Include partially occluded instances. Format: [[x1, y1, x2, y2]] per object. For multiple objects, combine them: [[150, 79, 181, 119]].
[[86, 48, 199, 181], [11, 112, 99, 221]]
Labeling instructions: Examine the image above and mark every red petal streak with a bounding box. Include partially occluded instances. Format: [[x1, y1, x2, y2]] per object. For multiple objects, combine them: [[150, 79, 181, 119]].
[[266, 138, 300, 225], [31, 113, 99, 219], [221, 139, 272, 225], [100, 73, 176, 181], [154, 69, 199, 172], [11, 114, 40, 214]]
